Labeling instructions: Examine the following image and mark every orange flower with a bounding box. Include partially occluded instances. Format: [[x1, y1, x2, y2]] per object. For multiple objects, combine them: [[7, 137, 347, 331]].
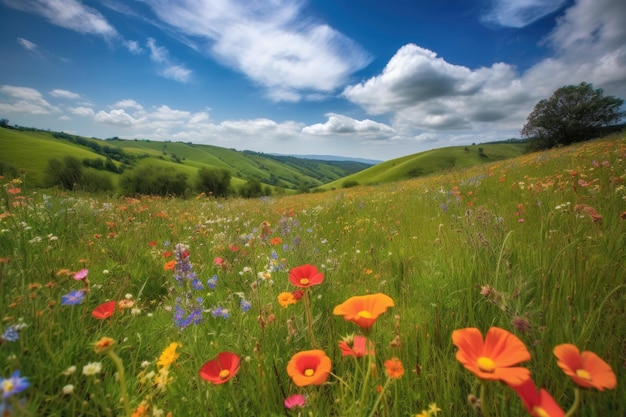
[[270, 237, 283, 245], [92, 301, 117, 319], [278, 292, 297, 308], [288, 264, 324, 288], [384, 357, 404, 379], [199, 352, 241, 384], [553, 344, 616, 391], [164, 260, 176, 271], [338, 335, 374, 357], [333, 293, 394, 330], [287, 349, 332, 387], [451, 327, 531, 386], [513, 378, 564, 417]]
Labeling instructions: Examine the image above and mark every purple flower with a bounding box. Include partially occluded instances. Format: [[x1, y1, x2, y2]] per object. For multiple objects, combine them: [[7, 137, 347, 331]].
[[1, 326, 19, 342], [61, 290, 85, 305], [1, 370, 29, 400], [73, 268, 89, 281], [240, 299, 251, 313]]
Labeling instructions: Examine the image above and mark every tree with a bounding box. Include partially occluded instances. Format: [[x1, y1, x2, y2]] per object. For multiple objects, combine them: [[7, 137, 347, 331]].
[[196, 167, 231, 197], [521, 82, 625, 148]]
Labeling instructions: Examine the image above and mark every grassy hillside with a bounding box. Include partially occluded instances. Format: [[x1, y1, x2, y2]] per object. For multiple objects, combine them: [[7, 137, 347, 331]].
[[0, 127, 371, 191], [323, 142, 527, 189]]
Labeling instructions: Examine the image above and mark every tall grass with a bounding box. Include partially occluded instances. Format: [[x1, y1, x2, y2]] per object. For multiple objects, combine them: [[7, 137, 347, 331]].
[[0, 134, 624, 416]]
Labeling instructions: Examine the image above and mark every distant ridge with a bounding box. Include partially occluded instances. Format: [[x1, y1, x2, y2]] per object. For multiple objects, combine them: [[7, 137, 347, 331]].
[[269, 154, 382, 165]]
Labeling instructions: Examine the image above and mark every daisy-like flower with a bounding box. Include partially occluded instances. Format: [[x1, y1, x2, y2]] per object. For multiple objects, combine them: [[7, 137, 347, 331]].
[[451, 327, 531, 386], [512, 378, 565, 417], [199, 352, 241, 384], [284, 393, 306, 409], [286, 349, 332, 387], [93, 337, 116, 354], [61, 290, 85, 306], [1, 370, 29, 400], [82, 362, 102, 376], [333, 293, 394, 330], [92, 301, 117, 319], [338, 335, 374, 357], [73, 269, 89, 281], [384, 357, 404, 379], [278, 292, 297, 308], [288, 264, 324, 288], [157, 343, 180, 369], [553, 344, 616, 391]]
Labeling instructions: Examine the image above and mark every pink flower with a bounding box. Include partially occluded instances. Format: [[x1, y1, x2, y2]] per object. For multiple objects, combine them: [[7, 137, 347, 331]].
[[284, 394, 306, 409], [73, 269, 89, 281], [214, 257, 224, 266]]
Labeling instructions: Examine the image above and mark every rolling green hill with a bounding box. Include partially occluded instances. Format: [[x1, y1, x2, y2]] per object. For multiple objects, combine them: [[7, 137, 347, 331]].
[[322, 142, 527, 189]]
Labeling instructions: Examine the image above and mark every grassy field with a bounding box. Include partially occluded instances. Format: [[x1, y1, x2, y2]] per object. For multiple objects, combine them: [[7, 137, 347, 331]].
[[0, 133, 624, 416]]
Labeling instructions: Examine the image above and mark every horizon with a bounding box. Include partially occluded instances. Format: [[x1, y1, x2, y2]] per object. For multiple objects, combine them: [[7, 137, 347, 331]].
[[0, 0, 625, 160]]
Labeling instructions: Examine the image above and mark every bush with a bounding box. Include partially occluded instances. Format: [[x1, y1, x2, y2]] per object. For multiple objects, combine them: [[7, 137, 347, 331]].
[[119, 165, 189, 197], [342, 180, 360, 188], [44, 156, 83, 190], [79, 171, 114, 193], [196, 167, 232, 197]]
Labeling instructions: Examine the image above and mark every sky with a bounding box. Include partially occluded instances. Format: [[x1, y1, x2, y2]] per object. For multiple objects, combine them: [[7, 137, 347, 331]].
[[0, 0, 625, 161]]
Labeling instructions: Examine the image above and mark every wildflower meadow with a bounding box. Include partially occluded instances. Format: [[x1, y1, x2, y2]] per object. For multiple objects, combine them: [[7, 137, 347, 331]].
[[0, 134, 625, 416]]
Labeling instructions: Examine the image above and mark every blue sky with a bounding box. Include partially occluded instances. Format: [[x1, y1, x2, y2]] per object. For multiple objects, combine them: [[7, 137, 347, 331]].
[[1, 0, 625, 160]]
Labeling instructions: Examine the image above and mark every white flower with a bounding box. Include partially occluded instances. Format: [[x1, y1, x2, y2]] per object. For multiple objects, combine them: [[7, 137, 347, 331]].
[[125, 293, 133, 299], [141, 361, 151, 368], [152, 408, 164, 417], [131, 308, 141, 315], [102, 269, 110, 274], [63, 365, 77, 376], [62, 384, 74, 395], [82, 362, 102, 376]]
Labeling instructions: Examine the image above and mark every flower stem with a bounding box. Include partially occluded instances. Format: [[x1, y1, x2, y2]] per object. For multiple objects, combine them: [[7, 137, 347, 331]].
[[368, 378, 392, 417], [107, 351, 132, 417], [303, 290, 318, 348], [565, 388, 581, 417], [480, 381, 489, 417]]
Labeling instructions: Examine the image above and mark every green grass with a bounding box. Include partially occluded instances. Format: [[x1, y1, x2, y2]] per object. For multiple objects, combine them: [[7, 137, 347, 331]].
[[0, 134, 624, 416]]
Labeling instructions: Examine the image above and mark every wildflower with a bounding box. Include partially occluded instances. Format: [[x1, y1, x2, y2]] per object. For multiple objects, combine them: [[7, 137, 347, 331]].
[[288, 264, 324, 288], [384, 357, 404, 379], [82, 362, 102, 376], [63, 366, 76, 376], [287, 349, 332, 387], [211, 307, 230, 319], [512, 316, 531, 333], [213, 257, 224, 266], [92, 301, 117, 319], [278, 292, 297, 308], [1, 326, 19, 342], [512, 378, 564, 417], [164, 260, 176, 271], [270, 237, 283, 245], [452, 327, 531, 386], [207, 275, 218, 289], [284, 393, 306, 409], [428, 403, 442, 415], [73, 269, 89, 281], [338, 335, 374, 357], [61, 290, 85, 305], [62, 384, 74, 395], [1, 370, 29, 400], [118, 299, 135, 309], [553, 344, 616, 391], [333, 293, 395, 330], [199, 352, 241, 384], [157, 343, 180, 369], [240, 299, 252, 312], [94, 337, 116, 354]]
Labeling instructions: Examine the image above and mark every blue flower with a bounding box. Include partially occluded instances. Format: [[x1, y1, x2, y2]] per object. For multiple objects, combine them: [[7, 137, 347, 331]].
[[240, 299, 251, 313], [61, 290, 85, 305], [1, 326, 19, 342], [207, 275, 218, 289], [1, 370, 29, 400]]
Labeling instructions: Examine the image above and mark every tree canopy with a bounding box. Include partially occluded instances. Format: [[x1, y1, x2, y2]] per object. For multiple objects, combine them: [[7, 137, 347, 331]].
[[521, 82, 625, 148]]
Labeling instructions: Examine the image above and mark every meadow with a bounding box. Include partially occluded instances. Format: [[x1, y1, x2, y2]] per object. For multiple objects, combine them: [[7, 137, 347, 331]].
[[0, 134, 624, 416]]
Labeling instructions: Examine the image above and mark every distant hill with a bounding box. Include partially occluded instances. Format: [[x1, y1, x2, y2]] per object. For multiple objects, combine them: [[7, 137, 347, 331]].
[[0, 127, 371, 191], [269, 154, 381, 165]]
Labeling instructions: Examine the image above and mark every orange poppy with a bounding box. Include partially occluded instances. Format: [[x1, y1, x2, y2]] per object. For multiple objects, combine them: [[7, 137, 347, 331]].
[[451, 327, 531, 386], [338, 335, 374, 357], [384, 357, 404, 379], [199, 352, 241, 385], [333, 293, 394, 330], [287, 349, 332, 387], [92, 301, 117, 319], [270, 237, 283, 245], [553, 344, 616, 391], [164, 260, 176, 271], [512, 378, 564, 417], [288, 264, 324, 288]]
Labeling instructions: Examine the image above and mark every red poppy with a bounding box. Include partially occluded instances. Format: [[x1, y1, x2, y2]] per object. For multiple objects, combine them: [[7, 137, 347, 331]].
[[553, 344, 616, 391], [451, 327, 531, 386], [92, 301, 117, 319], [270, 237, 283, 245], [199, 352, 241, 384], [287, 349, 331, 387], [333, 293, 394, 330], [512, 378, 565, 417], [288, 264, 324, 288], [338, 335, 374, 357]]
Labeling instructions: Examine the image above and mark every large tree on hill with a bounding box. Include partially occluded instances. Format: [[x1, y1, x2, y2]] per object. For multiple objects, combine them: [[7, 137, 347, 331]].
[[521, 82, 625, 148]]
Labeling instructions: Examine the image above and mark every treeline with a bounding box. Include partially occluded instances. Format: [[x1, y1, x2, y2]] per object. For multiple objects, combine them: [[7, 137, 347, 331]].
[[43, 157, 272, 198], [51, 132, 135, 164]]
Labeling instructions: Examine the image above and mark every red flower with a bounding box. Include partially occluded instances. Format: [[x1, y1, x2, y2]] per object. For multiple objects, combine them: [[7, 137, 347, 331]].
[[512, 378, 564, 417], [287, 349, 332, 387], [164, 260, 176, 271], [92, 301, 117, 319], [199, 352, 241, 384], [289, 264, 324, 288], [338, 335, 374, 357]]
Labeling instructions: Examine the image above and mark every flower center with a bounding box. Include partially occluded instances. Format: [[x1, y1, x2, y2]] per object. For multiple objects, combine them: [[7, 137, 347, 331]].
[[299, 278, 310, 285], [357, 310, 372, 319], [477, 356, 496, 373], [218, 369, 230, 379], [532, 406, 550, 417], [576, 368, 591, 381], [304, 368, 315, 377], [2, 381, 13, 392]]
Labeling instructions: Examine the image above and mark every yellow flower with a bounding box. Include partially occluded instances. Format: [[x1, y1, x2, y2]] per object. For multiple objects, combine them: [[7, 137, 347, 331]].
[[94, 337, 116, 354], [428, 403, 441, 415], [157, 342, 180, 369], [277, 292, 296, 308]]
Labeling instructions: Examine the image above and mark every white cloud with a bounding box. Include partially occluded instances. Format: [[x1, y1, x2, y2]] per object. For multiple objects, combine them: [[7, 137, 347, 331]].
[[69, 106, 95, 117], [95, 109, 143, 127], [0, 85, 59, 115], [145, 38, 192, 83], [303, 114, 396, 140], [482, 0, 569, 28], [113, 99, 144, 111], [124, 40, 142, 54], [161, 65, 192, 83], [142, 0, 370, 101], [1, 0, 117, 38], [49, 89, 81, 99], [16, 37, 39, 52]]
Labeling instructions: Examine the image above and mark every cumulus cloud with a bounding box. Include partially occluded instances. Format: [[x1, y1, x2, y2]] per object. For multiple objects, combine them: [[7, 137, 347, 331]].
[[482, 0, 569, 28], [0, 85, 59, 115], [49, 89, 81, 99], [303, 113, 396, 140], [1, 0, 117, 38], [141, 0, 370, 101], [69, 106, 95, 117], [95, 109, 143, 127]]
